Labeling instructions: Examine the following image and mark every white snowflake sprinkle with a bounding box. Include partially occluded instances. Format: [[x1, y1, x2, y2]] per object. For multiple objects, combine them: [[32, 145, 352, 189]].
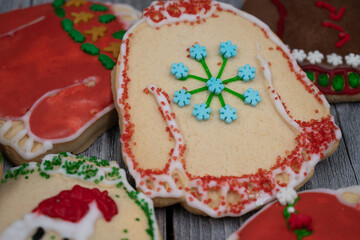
[[306, 50, 324, 64], [276, 187, 298, 206], [327, 53, 343, 66], [292, 49, 307, 62], [345, 53, 360, 68]]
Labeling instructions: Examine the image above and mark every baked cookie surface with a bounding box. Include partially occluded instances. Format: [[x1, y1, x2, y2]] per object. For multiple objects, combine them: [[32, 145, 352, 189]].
[[0, 153, 159, 240], [242, 0, 360, 102], [113, 0, 341, 217], [0, 0, 140, 165], [228, 186, 360, 240]]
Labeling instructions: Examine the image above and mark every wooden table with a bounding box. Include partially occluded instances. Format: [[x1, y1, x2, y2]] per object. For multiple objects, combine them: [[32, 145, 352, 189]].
[[1, 0, 359, 239]]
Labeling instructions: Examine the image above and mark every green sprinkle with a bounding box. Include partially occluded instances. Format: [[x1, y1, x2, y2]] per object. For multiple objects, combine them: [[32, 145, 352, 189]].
[[332, 74, 345, 91], [25, 176, 29, 179], [123, 229, 128, 233], [98, 54, 115, 69], [318, 73, 329, 87], [306, 71, 315, 82], [90, 4, 108, 11], [348, 72, 360, 89], [54, 7, 65, 18], [136, 217, 140, 221], [68, 29, 85, 43], [81, 43, 100, 55], [50, 235, 56, 239], [61, 19, 73, 32], [116, 194, 120, 198], [116, 182, 123, 188], [112, 30, 126, 40], [52, 0, 65, 8], [99, 14, 116, 24], [94, 179, 99, 184]]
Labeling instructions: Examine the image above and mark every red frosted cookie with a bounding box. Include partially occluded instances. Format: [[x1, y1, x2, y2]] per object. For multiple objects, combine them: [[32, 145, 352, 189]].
[[0, 0, 140, 165], [113, 0, 341, 217], [242, 0, 360, 102], [228, 186, 360, 240]]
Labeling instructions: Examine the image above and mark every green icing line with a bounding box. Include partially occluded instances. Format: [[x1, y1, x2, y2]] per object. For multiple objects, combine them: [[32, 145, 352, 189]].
[[306, 71, 315, 82], [222, 76, 240, 84], [113, 30, 126, 40], [332, 74, 344, 91], [186, 75, 208, 82], [68, 29, 85, 43], [99, 14, 116, 24], [318, 73, 329, 87], [348, 72, 360, 89], [223, 87, 245, 101], [188, 86, 208, 95], [218, 93, 225, 107], [98, 54, 115, 69], [90, 4, 108, 12], [200, 59, 212, 78], [1, 153, 157, 240], [54, 7, 65, 18], [206, 93, 215, 107], [81, 43, 100, 55], [216, 57, 227, 79], [61, 19, 73, 32], [52, 0, 65, 8]]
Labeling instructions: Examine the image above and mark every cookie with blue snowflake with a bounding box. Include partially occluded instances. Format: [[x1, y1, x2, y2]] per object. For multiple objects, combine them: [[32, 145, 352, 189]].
[[112, 0, 340, 217]]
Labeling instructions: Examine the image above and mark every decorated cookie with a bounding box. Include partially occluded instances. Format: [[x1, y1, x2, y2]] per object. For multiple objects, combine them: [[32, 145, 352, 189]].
[[0, 153, 159, 240], [0, 0, 141, 165], [228, 186, 360, 239], [113, 0, 341, 217], [242, 0, 360, 102]]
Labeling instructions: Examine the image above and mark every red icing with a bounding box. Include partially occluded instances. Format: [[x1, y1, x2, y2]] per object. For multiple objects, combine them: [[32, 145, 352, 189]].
[[336, 32, 351, 48], [0, 3, 125, 139], [33, 185, 118, 222], [330, 6, 345, 21], [236, 191, 360, 240], [302, 65, 360, 95], [289, 213, 313, 231], [270, 0, 287, 38], [322, 21, 344, 32]]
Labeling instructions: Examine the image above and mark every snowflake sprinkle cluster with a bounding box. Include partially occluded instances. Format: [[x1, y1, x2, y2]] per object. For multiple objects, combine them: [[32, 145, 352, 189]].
[[171, 41, 261, 124]]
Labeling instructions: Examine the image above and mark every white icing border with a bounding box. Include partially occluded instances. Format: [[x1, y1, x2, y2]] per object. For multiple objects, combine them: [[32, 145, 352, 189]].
[[0, 153, 160, 240], [116, 0, 341, 217]]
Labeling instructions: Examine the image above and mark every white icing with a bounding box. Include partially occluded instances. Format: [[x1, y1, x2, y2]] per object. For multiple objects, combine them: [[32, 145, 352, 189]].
[[306, 50, 324, 64], [287, 206, 295, 213], [276, 187, 298, 205], [0, 16, 45, 38], [345, 53, 360, 68], [292, 49, 307, 62], [326, 53, 343, 66], [0, 120, 53, 160], [0, 202, 101, 240], [110, 3, 142, 29], [1, 153, 160, 240], [116, 0, 340, 217]]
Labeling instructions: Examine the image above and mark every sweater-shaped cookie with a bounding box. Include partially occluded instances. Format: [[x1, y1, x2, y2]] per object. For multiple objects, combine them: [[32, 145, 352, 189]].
[[228, 186, 360, 239], [0, 153, 159, 240], [243, 0, 360, 102], [113, 0, 341, 217], [0, 0, 140, 165]]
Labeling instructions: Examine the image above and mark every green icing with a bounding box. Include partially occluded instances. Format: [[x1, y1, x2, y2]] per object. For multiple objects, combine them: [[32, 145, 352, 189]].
[[98, 54, 115, 69], [348, 72, 360, 89], [90, 4, 108, 11], [54, 7, 65, 18], [99, 14, 116, 24], [52, 0, 65, 8], [332, 74, 345, 91], [306, 71, 314, 82], [81, 43, 100, 55], [61, 19, 73, 32], [318, 74, 329, 87], [68, 29, 85, 43], [113, 30, 126, 40]]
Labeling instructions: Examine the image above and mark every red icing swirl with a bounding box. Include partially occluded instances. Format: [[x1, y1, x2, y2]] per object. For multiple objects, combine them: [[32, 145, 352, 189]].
[[33, 185, 118, 222]]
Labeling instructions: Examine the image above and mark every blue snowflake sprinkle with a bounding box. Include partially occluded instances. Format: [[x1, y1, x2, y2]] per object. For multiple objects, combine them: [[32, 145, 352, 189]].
[[219, 41, 237, 59], [238, 64, 256, 82], [219, 104, 237, 123], [190, 44, 207, 61], [243, 88, 261, 106], [173, 89, 191, 107], [171, 62, 189, 79], [206, 77, 224, 95], [192, 103, 211, 120]]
